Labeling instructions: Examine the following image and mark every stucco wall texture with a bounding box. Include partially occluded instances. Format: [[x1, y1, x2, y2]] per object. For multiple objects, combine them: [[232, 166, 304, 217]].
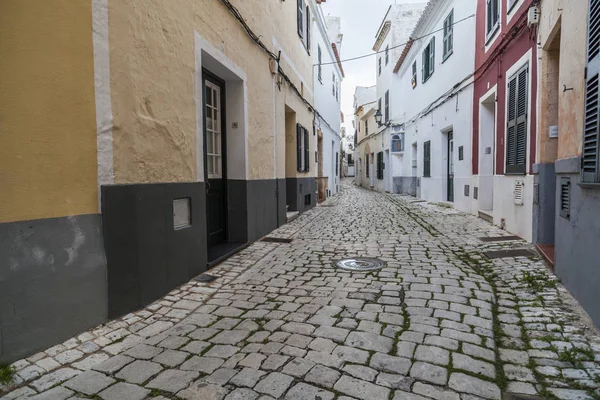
[[108, 0, 315, 184], [0, 1, 98, 223]]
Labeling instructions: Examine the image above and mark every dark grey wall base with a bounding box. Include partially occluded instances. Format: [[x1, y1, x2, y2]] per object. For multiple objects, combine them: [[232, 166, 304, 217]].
[[102, 182, 207, 319], [553, 169, 600, 328], [533, 163, 556, 245], [393, 176, 417, 196], [0, 214, 107, 363], [227, 180, 249, 244], [247, 179, 282, 242], [286, 177, 317, 213]]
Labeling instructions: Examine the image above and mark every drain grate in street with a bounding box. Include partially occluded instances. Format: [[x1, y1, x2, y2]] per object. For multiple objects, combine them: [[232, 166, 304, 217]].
[[194, 274, 218, 283], [334, 258, 385, 272], [261, 237, 293, 243], [479, 235, 522, 242], [483, 249, 536, 259]]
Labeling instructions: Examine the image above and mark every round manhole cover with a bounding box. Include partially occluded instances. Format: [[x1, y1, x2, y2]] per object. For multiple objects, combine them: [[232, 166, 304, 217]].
[[334, 258, 385, 272]]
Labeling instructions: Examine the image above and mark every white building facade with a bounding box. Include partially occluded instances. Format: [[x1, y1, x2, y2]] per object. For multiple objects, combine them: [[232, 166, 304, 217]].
[[393, 0, 476, 213], [313, 10, 344, 198]]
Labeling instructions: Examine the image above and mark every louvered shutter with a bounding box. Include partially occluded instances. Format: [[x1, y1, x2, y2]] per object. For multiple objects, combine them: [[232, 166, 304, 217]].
[[421, 50, 426, 82], [430, 37, 435, 76], [582, 0, 600, 182], [297, 124, 303, 172], [304, 127, 310, 172], [385, 91, 390, 122], [424, 141, 431, 177], [297, 0, 303, 38], [306, 6, 311, 54], [506, 66, 528, 174]]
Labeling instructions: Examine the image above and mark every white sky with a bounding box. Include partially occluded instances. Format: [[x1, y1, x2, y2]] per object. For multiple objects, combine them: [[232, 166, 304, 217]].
[[321, 0, 406, 128]]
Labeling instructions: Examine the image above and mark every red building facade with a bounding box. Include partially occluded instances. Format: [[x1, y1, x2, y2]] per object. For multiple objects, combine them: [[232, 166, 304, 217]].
[[472, 0, 538, 240]]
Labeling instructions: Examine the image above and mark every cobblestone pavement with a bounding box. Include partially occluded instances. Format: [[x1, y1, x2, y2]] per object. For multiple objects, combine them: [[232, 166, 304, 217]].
[[2, 180, 600, 400]]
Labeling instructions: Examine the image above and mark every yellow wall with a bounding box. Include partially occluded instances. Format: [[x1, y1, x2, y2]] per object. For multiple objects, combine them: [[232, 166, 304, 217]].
[[539, 0, 588, 160], [0, 1, 98, 223], [107, 0, 315, 183]]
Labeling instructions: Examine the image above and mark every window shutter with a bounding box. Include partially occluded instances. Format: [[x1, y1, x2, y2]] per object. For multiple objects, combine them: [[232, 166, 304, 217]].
[[297, 0, 303, 38], [430, 37, 435, 75], [424, 141, 431, 177], [306, 6, 311, 54], [385, 91, 390, 122], [421, 50, 426, 82], [506, 67, 528, 174], [318, 46, 322, 81], [297, 124, 303, 172], [378, 98, 382, 114], [304, 127, 310, 172], [582, 0, 600, 182], [506, 75, 518, 172], [515, 68, 528, 172]]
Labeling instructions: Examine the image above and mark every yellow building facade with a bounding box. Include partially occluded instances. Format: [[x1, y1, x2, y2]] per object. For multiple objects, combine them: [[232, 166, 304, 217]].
[[1, 0, 320, 363]]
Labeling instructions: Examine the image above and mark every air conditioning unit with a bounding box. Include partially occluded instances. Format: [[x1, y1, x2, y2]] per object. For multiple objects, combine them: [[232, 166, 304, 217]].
[[528, 6, 540, 26]]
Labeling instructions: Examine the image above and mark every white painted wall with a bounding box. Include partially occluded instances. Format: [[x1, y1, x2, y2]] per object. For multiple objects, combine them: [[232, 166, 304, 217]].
[[313, 5, 343, 195], [394, 0, 476, 213]]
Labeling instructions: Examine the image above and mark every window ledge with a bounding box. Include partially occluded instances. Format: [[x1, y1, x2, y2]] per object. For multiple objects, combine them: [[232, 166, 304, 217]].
[[442, 51, 453, 63], [485, 24, 500, 46], [504, 172, 527, 176], [423, 74, 433, 84], [578, 182, 600, 189]]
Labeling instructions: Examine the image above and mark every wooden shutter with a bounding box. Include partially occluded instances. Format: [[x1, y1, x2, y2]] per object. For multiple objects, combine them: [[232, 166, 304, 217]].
[[385, 91, 390, 122], [506, 66, 528, 174], [304, 127, 310, 172], [306, 6, 311, 54], [424, 141, 431, 177], [297, 0, 303, 38], [297, 124, 303, 172], [429, 37, 435, 76], [583, 0, 600, 182], [378, 98, 382, 114], [318, 46, 322, 81], [336, 153, 339, 176], [421, 50, 426, 82]]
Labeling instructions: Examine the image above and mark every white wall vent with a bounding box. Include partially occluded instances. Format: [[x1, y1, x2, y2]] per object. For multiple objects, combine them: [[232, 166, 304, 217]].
[[513, 180, 525, 206]]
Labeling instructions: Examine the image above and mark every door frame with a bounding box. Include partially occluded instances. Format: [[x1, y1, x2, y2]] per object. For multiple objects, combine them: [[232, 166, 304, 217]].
[[202, 69, 228, 247], [447, 131, 454, 202]]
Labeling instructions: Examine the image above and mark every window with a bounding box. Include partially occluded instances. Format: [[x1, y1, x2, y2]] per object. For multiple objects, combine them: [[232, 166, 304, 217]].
[[366, 154, 370, 177], [205, 81, 222, 179], [385, 91, 390, 122], [443, 10, 454, 60], [306, 6, 311, 54], [423, 140, 431, 177], [582, 0, 600, 183], [411, 61, 418, 88], [378, 57, 382, 75], [506, 65, 528, 174], [365, 119, 369, 136], [297, 0, 310, 53], [332, 73, 335, 96], [377, 151, 384, 180], [385, 45, 389, 65], [318, 46, 322, 83], [297, 0, 304, 38], [378, 98, 382, 116], [392, 134, 404, 153], [296, 123, 310, 172], [508, 0, 518, 13], [422, 37, 435, 82], [335, 152, 339, 176], [486, 0, 500, 39]]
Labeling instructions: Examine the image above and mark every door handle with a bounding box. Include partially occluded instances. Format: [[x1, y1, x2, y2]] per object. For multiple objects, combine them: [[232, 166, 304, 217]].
[[206, 181, 211, 192]]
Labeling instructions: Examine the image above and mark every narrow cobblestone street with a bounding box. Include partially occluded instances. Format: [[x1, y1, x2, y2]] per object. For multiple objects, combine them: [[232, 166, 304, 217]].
[[2, 181, 600, 400]]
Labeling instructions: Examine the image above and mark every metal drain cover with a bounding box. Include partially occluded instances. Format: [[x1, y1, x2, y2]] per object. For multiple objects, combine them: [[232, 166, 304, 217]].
[[335, 258, 385, 272]]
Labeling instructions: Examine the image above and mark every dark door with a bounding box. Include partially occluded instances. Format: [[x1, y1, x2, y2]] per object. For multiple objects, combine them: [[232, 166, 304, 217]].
[[203, 72, 227, 247], [447, 131, 454, 202]]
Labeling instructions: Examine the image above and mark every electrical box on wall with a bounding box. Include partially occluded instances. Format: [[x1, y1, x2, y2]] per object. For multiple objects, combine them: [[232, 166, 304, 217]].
[[528, 6, 540, 26], [549, 125, 558, 138]]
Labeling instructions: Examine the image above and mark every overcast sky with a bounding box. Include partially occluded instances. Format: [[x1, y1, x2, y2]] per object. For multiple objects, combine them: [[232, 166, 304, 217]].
[[320, 0, 404, 127]]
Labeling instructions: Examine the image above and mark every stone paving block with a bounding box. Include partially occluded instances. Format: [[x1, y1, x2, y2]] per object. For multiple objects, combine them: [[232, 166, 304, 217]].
[[305, 365, 341, 388], [124, 343, 162, 360], [63, 370, 115, 395], [189, 328, 220, 341], [412, 381, 460, 400], [448, 372, 501, 400], [254, 372, 294, 398], [305, 350, 344, 369], [30, 368, 80, 392], [409, 361, 448, 386], [180, 356, 224, 374], [503, 364, 535, 382], [281, 322, 316, 335], [29, 386, 73, 400], [99, 382, 150, 400], [158, 335, 190, 350], [499, 348, 530, 365], [376, 373, 415, 391], [414, 345, 450, 366], [452, 353, 495, 378], [239, 353, 266, 369], [178, 381, 229, 399], [92, 354, 134, 374], [343, 365, 378, 382], [334, 375, 390, 400], [345, 331, 393, 353], [204, 345, 240, 359], [262, 354, 290, 370], [308, 338, 336, 353], [153, 349, 188, 367], [284, 383, 335, 400], [332, 345, 369, 364], [210, 330, 251, 345], [146, 369, 199, 393], [137, 321, 173, 337], [230, 367, 267, 388], [55, 350, 84, 365], [115, 360, 162, 384], [370, 353, 411, 375], [204, 368, 238, 385], [225, 388, 260, 400], [462, 343, 495, 362], [281, 357, 316, 378]]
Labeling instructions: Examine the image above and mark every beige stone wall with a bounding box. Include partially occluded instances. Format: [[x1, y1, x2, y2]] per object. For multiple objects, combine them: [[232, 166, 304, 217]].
[[539, 0, 588, 160], [107, 0, 315, 184]]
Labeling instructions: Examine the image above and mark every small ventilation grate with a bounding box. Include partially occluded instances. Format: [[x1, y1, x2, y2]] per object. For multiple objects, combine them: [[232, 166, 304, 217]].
[[334, 258, 385, 272], [479, 235, 522, 242], [194, 274, 218, 283], [484, 249, 536, 259], [514, 180, 524, 206], [560, 177, 571, 219], [261, 237, 293, 243]]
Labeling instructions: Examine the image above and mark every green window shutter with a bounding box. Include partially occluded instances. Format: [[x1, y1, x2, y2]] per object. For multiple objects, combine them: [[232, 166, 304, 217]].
[[297, 0, 303, 38], [306, 6, 311, 54], [430, 37, 435, 75], [385, 91, 390, 122], [506, 67, 528, 174], [582, 0, 600, 182], [424, 141, 431, 178], [304, 127, 310, 172], [297, 124, 303, 172]]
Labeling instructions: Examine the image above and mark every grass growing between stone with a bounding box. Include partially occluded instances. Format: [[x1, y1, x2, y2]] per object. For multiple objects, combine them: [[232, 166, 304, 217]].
[[0, 363, 16, 386]]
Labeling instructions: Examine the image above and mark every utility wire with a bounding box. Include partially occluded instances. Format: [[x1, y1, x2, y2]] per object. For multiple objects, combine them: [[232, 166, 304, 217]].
[[315, 14, 476, 67]]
